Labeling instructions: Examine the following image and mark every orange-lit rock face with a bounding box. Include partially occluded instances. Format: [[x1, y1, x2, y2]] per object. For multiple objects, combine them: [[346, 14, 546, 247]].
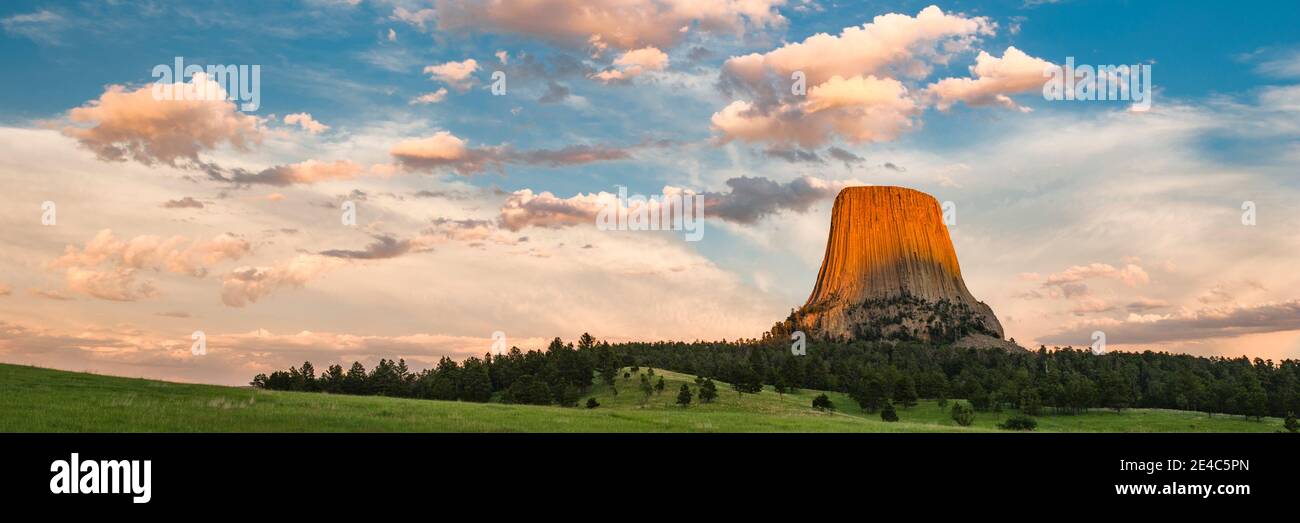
[[798, 186, 1003, 341]]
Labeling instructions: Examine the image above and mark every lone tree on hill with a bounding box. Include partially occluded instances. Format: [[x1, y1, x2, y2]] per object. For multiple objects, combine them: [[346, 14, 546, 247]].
[[998, 414, 1037, 431], [812, 394, 834, 411], [655, 376, 666, 395], [881, 401, 899, 422], [676, 384, 693, 407], [698, 378, 718, 403], [951, 401, 975, 426], [639, 374, 654, 404]]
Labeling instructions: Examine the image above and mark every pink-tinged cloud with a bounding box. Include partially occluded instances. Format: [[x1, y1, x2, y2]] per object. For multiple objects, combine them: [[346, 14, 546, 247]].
[[591, 46, 669, 83], [389, 131, 482, 174], [410, 88, 448, 104], [423, 59, 479, 91], [927, 46, 1055, 111], [422, 218, 519, 245], [1069, 296, 1114, 315], [221, 254, 343, 307], [435, 0, 786, 52], [61, 73, 261, 167], [499, 189, 613, 231], [722, 6, 989, 88], [283, 112, 330, 134], [232, 159, 371, 186], [0, 319, 552, 386], [1044, 262, 1150, 288], [53, 229, 252, 278], [63, 266, 158, 302], [712, 75, 919, 148], [50, 229, 252, 301], [713, 6, 990, 147]]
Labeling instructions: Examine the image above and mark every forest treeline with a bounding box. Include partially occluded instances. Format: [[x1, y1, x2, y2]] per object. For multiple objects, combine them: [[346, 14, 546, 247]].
[[251, 335, 1300, 419]]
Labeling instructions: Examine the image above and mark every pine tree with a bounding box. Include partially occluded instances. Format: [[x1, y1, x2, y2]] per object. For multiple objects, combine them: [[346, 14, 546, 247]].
[[699, 378, 718, 403], [951, 401, 975, 426], [298, 361, 316, 392], [343, 361, 368, 395], [459, 357, 493, 402], [894, 375, 918, 409], [320, 364, 345, 393], [676, 384, 693, 407], [578, 332, 596, 352], [639, 374, 654, 405], [507, 374, 552, 405], [595, 344, 619, 387], [1019, 387, 1044, 416], [851, 375, 886, 412], [881, 401, 899, 422], [555, 383, 580, 407]]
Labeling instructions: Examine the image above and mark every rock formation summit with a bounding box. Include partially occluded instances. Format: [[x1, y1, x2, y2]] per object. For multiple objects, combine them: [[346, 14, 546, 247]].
[[779, 186, 1004, 345]]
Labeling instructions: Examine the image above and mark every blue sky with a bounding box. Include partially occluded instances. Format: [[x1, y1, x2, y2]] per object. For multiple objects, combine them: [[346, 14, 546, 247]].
[[2, 1, 1299, 384]]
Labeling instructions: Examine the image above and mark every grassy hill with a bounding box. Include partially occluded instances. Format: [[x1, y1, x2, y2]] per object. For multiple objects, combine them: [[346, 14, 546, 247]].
[[0, 363, 1284, 432]]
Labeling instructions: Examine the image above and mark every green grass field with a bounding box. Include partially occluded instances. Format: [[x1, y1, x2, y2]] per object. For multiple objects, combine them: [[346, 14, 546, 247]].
[[0, 363, 1284, 432]]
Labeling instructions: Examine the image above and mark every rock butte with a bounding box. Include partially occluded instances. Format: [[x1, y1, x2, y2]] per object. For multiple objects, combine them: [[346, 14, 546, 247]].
[[794, 186, 1004, 344]]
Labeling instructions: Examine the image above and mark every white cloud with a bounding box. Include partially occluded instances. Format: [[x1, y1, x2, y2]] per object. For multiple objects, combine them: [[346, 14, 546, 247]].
[[926, 46, 1055, 111], [423, 59, 479, 91]]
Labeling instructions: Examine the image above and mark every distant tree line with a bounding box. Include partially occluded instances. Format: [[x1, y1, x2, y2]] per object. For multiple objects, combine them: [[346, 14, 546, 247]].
[[252, 334, 617, 407], [251, 333, 1300, 419], [612, 339, 1300, 420]]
